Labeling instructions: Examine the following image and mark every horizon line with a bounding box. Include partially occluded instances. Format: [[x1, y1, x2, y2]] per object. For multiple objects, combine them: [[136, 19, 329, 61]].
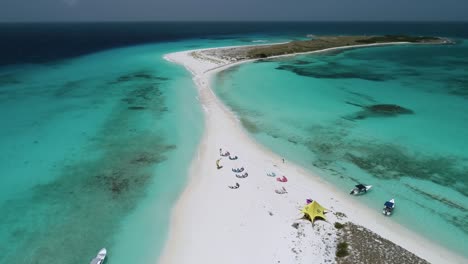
[[1, 20, 468, 24]]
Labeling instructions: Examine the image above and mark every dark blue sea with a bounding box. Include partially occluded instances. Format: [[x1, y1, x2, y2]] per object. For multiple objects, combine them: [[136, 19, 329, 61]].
[[1, 22, 468, 66]]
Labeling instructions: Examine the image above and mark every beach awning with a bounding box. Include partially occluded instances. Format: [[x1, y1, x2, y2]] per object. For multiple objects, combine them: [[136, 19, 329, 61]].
[[301, 200, 327, 223]]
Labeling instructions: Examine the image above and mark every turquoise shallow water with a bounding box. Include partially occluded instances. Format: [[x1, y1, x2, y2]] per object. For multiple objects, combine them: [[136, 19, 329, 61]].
[[0, 32, 294, 263], [0, 41, 205, 263], [214, 40, 468, 256], [2, 21, 468, 263]]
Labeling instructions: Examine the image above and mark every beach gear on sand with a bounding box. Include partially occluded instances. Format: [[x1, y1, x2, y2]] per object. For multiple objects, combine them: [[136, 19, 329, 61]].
[[267, 172, 276, 177], [306, 199, 313, 204], [228, 183, 240, 189], [301, 200, 327, 223], [235, 172, 248, 178], [349, 184, 372, 195], [383, 198, 395, 216], [276, 176, 288, 182], [229, 155, 238, 160], [275, 187, 287, 194], [232, 167, 244, 173]]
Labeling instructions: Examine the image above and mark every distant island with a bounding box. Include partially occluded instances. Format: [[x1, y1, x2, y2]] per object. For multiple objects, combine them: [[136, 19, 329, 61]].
[[203, 35, 451, 61]]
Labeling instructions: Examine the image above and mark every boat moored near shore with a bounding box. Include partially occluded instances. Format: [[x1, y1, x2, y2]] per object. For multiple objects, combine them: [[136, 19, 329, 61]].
[[383, 199, 395, 216], [350, 184, 372, 195]]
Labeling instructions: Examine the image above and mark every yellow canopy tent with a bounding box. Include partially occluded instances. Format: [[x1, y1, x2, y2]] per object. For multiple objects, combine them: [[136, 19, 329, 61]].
[[301, 200, 327, 223]]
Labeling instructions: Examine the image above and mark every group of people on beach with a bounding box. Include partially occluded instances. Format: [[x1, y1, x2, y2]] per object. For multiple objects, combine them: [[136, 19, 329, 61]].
[[218, 148, 248, 189], [219, 148, 287, 193], [219, 148, 238, 160]]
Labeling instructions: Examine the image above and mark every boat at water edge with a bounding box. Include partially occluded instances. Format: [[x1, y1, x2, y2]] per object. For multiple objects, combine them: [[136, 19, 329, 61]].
[[350, 184, 372, 195], [383, 199, 395, 216]]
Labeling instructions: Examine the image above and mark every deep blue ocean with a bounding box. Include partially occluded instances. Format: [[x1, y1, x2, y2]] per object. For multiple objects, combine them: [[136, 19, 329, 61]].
[[1, 22, 467, 263], [2, 22, 468, 66]]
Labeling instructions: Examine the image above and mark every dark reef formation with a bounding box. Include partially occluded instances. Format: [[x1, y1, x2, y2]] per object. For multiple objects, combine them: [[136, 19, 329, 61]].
[[343, 145, 467, 196], [276, 64, 392, 82], [344, 102, 414, 120], [115, 71, 170, 114], [366, 104, 414, 114], [227, 102, 468, 235], [0, 73, 21, 87], [0, 69, 176, 263], [110, 70, 170, 84]]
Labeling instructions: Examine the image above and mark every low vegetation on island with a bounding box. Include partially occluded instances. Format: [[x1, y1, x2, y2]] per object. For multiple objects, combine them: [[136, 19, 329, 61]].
[[246, 35, 446, 59], [335, 222, 430, 264], [203, 35, 449, 62]]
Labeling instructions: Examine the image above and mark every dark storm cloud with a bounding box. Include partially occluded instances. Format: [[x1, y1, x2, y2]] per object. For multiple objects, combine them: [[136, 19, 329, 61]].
[[0, 0, 467, 22]]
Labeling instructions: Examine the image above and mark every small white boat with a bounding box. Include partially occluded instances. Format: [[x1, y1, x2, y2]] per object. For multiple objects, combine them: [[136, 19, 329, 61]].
[[90, 248, 107, 264], [349, 184, 372, 195], [382, 199, 395, 216]]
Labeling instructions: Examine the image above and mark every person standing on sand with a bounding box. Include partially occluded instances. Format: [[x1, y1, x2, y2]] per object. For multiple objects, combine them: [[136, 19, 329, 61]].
[[282, 158, 285, 163], [216, 158, 223, 169]]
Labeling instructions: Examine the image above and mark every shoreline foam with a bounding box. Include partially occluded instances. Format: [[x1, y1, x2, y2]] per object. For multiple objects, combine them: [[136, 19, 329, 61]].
[[159, 43, 466, 264]]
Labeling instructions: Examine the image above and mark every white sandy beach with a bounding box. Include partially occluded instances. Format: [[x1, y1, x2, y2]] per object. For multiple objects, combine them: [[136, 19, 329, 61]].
[[159, 44, 466, 264]]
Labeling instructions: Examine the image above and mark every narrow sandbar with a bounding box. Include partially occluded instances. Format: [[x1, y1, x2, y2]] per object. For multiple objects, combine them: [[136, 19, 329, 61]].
[[159, 39, 465, 264]]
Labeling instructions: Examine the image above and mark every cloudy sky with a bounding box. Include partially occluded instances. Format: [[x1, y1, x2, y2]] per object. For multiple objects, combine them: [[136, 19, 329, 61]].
[[1, 0, 467, 22]]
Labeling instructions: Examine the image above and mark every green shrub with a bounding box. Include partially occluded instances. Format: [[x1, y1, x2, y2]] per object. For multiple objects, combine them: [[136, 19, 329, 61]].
[[334, 211, 347, 218], [334, 222, 345, 229], [336, 242, 349, 257]]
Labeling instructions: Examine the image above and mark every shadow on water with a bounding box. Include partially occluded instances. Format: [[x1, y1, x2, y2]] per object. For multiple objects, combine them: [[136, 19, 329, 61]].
[[0, 70, 176, 264]]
